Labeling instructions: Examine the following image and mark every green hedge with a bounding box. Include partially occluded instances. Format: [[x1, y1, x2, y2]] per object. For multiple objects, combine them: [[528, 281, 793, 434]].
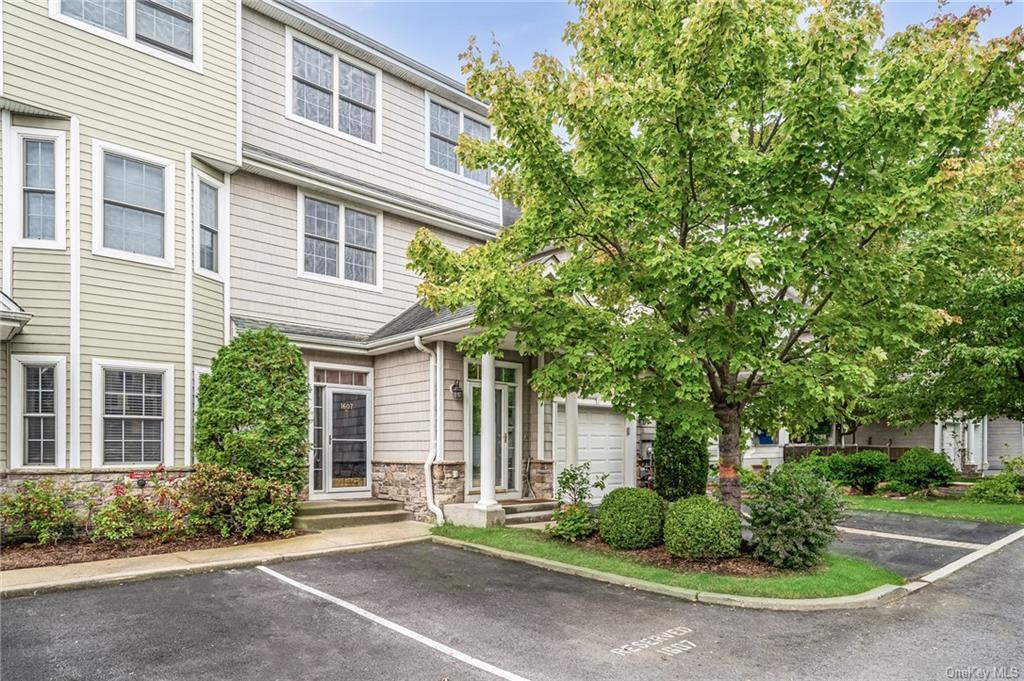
[[663, 496, 740, 559], [652, 426, 709, 501], [887, 448, 956, 491], [597, 487, 664, 549]]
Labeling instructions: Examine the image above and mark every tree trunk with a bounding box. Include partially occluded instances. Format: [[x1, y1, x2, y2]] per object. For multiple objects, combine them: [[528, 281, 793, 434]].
[[715, 404, 743, 514]]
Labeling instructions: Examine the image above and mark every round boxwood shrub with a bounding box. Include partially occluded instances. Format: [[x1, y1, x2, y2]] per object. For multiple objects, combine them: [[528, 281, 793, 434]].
[[887, 447, 956, 492], [663, 496, 740, 559], [785, 453, 836, 481], [748, 466, 846, 569], [597, 487, 665, 549], [652, 425, 709, 501], [828, 450, 890, 494], [194, 328, 310, 493]]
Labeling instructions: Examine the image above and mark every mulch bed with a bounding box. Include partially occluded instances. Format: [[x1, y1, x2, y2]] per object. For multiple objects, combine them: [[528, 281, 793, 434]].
[[0, 532, 304, 571], [577, 535, 783, 577]]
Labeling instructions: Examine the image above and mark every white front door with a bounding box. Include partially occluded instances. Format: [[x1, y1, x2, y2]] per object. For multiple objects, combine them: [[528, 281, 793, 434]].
[[465, 361, 521, 496]]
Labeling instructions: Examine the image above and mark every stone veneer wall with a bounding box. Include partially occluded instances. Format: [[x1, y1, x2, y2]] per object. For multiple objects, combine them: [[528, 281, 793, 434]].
[[524, 459, 554, 499], [372, 461, 465, 522], [0, 467, 193, 496]]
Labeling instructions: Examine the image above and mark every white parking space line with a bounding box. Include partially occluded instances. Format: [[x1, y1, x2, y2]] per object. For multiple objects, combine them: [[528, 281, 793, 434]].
[[256, 566, 534, 681], [919, 526, 1024, 583], [837, 526, 986, 550]]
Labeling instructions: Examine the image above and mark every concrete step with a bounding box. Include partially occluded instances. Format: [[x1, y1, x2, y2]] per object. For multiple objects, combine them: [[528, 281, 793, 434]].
[[294, 509, 413, 531], [505, 510, 555, 526], [502, 501, 557, 515], [296, 500, 405, 517]]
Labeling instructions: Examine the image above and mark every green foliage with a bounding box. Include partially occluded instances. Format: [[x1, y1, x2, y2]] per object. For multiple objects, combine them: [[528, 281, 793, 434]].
[[597, 487, 665, 550], [547, 502, 595, 542], [663, 496, 740, 559], [887, 448, 956, 491], [652, 426, 709, 501], [178, 464, 298, 538], [882, 480, 919, 496], [547, 462, 606, 541], [0, 480, 81, 544], [964, 475, 1023, 505], [1003, 456, 1024, 489], [90, 491, 154, 542], [828, 450, 890, 494], [749, 466, 847, 569], [785, 453, 836, 481], [408, 0, 1024, 515], [193, 328, 310, 492], [738, 467, 763, 488]]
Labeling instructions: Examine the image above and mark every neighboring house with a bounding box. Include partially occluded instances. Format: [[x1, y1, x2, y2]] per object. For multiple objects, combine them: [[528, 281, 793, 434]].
[[0, 0, 639, 524]]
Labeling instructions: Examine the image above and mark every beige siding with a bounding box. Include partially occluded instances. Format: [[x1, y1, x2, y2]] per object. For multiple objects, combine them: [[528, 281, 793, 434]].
[[230, 171, 479, 334], [442, 342, 464, 461], [988, 418, 1024, 467], [373, 348, 430, 462], [855, 422, 934, 449], [4, 0, 239, 469], [241, 8, 500, 227], [193, 275, 225, 366]]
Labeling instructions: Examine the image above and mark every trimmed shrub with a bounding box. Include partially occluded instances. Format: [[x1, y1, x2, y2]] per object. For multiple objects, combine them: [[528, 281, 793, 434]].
[[178, 464, 298, 538], [547, 462, 606, 542], [598, 487, 665, 549], [663, 496, 740, 559], [91, 490, 155, 542], [965, 474, 1023, 504], [785, 453, 835, 481], [652, 426, 709, 501], [748, 466, 846, 569], [194, 328, 310, 492], [828, 450, 890, 494], [0, 480, 81, 544], [887, 447, 956, 492]]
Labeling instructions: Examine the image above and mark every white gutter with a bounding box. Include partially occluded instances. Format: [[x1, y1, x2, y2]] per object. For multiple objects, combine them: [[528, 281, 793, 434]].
[[414, 335, 444, 524]]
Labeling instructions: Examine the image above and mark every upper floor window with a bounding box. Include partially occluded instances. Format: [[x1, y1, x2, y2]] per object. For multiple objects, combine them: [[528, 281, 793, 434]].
[[23, 140, 57, 240], [427, 98, 491, 185], [52, 0, 201, 69], [286, 31, 382, 149], [5, 127, 67, 250], [298, 192, 382, 291], [92, 140, 176, 268]]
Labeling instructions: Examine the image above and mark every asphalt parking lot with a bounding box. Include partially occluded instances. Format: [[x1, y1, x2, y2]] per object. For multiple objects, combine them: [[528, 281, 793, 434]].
[[3, 527, 1023, 681]]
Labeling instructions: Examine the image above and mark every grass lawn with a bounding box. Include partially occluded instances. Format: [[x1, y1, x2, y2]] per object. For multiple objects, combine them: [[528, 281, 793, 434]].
[[846, 495, 1024, 525], [433, 525, 902, 599]]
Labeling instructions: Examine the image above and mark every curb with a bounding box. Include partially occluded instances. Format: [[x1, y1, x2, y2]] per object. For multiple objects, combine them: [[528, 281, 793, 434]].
[[431, 536, 911, 611], [1, 535, 431, 599]]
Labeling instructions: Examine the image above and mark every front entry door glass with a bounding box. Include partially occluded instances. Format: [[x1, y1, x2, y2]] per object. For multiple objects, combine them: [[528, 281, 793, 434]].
[[327, 390, 369, 490], [470, 384, 504, 489]]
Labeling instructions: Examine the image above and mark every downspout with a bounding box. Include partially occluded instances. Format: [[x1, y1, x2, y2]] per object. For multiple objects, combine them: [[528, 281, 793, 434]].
[[414, 335, 444, 524]]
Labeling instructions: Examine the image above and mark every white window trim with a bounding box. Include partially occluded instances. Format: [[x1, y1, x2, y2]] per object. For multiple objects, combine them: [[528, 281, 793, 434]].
[[192, 365, 210, 418], [10, 355, 68, 469], [91, 358, 175, 467], [91, 139, 176, 269], [48, 0, 204, 72], [423, 91, 491, 188], [284, 27, 383, 152], [295, 188, 385, 293], [307, 361, 374, 499], [6, 127, 67, 251], [192, 169, 227, 282]]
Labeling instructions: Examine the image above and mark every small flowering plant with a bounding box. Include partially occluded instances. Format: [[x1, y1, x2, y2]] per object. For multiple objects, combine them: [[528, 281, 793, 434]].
[[0, 480, 83, 544]]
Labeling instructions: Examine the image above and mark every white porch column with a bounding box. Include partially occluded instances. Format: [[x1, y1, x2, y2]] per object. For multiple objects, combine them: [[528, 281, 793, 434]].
[[565, 392, 579, 466], [476, 353, 500, 510]]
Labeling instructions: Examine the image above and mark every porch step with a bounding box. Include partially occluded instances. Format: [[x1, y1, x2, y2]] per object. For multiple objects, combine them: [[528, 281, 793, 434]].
[[296, 500, 406, 517], [503, 500, 557, 526], [294, 509, 413, 531]]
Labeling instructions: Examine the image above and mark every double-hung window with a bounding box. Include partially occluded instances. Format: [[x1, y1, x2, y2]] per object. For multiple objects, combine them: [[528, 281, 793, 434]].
[[427, 98, 491, 185], [198, 181, 218, 272], [54, 0, 199, 67], [24, 366, 57, 466], [23, 139, 57, 241], [102, 368, 164, 464], [300, 193, 381, 289], [93, 141, 175, 267], [288, 32, 381, 147]]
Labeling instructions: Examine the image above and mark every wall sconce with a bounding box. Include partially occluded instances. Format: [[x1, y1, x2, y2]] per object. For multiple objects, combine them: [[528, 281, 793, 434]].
[[450, 381, 464, 400]]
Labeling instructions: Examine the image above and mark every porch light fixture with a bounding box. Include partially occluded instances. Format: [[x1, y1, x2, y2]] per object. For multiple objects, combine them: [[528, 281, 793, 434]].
[[450, 380, 464, 400]]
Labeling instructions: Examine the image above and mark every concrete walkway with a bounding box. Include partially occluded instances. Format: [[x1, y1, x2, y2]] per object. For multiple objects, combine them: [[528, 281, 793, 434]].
[[0, 521, 431, 598]]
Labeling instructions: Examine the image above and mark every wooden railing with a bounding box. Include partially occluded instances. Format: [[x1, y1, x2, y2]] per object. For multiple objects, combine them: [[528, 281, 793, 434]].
[[782, 444, 915, 463]]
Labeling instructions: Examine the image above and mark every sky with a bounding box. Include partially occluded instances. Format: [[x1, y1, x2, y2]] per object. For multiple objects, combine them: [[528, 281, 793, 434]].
[[306, 0, 1023, 83]]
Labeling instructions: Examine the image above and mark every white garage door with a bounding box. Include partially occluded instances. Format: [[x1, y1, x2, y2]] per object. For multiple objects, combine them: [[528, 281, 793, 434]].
[[555, 405, 633, 502]]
